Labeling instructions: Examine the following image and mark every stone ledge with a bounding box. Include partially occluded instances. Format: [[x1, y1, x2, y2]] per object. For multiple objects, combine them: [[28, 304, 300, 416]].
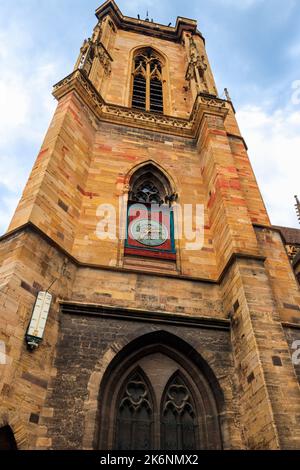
[[60, 301, 231, 330], [282, 321, 300, 330], [53, 69, 228, 139], [0, 222, 266, 285]]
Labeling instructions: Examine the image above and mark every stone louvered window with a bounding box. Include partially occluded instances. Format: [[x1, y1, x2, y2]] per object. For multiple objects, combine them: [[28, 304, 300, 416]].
[[131, 48, 164, 114]]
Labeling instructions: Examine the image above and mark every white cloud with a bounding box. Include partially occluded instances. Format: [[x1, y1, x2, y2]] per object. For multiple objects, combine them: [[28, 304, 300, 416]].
[[237, 104, 300, 228], [0, 20, 60, 235], [0, 153, 31, 193], [0, 62, 57, 145], [0, 195, 19, 234], [0, 80, 30, 145]]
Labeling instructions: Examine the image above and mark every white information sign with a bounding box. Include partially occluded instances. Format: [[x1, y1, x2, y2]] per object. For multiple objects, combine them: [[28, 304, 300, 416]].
[[27, 291, 52, 340]]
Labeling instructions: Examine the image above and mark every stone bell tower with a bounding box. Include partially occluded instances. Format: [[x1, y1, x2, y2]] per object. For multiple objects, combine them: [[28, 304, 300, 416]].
[[0, 0, 300, 451]]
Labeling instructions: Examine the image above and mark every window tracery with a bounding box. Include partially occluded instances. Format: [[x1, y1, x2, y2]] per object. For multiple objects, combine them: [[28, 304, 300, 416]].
[[161, 375, 197, 450], [132, 48, 164, 113], [115, 371, 154, 450], [125, 164, 177, 259], [130, 181, 164, 205]]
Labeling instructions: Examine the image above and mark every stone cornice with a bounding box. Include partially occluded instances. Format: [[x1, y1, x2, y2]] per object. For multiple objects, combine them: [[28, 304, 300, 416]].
[[60, 301, 231, 331], [0, 221, 266, 286], [95, 0, 204, 43], [53, 69, 228, 139], [227, 133, 248, 151], [282, 321, 300, 330]]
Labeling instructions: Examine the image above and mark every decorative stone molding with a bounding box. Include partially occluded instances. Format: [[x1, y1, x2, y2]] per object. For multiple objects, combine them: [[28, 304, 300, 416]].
[[53, 69, 228, 138], [76, 39, 91, 71], [102, 102, 193, 132], [185, 35, 209, 93], [75, 37, 112, 77], [96, 43, 112, 75], [286, 244, 300, 261], [82, 346, 117, 449], [91, 23, 103, 44], [0, 222, 265, 286]]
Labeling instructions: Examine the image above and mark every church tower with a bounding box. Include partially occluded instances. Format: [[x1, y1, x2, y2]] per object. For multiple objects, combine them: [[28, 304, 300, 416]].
[[1, 0, 300, 450]]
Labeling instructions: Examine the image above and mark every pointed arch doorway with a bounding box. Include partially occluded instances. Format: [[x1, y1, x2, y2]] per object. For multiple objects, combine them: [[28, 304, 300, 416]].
[[97, 332, 223, 450], [0, 426, 18, 450]]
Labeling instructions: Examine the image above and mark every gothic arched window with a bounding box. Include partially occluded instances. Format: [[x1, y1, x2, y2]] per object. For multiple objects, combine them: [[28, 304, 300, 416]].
[[161, 374, 198, 451], [125, 164, 177, 260], [98, 333, 223, 450], [131, 48, 164, 114], [115, 371, 154, 451], [129, 167, 169, 206]]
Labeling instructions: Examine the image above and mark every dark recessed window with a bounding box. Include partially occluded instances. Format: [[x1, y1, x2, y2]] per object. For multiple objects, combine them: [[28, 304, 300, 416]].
[[132, 48, 164, 114]]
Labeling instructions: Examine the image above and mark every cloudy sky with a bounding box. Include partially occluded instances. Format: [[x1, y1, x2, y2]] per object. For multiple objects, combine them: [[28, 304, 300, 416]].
[[0, 0, 299, 233]]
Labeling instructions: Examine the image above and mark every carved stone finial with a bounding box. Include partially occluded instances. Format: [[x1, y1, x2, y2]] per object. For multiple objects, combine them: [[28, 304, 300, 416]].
[[197, 55, 207, 74], [224, 88, 232, 102], [78, 39, 91, 70], [189, 36, 198, 62], [295, 195, 300, 223], [91, 24, 102, 44], [96, 43, 112, 75], [80, 39, 89, 54], [186, 36, 208, 93], [165, 193, 178, 208]]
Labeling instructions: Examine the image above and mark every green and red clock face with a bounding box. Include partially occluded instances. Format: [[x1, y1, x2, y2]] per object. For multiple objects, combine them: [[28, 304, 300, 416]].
[[129, 219, 169, 247], [125, 204, 176, 260]]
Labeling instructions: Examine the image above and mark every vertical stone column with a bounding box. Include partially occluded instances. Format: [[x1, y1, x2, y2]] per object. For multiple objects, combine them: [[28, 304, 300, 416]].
[[8, 91, 96, 253], [197, 107, 300, 448], [223, 257, 300, 449], [197, 109, 260, 272], [0, 230, 77, 449], [100, 15, 116, 52]]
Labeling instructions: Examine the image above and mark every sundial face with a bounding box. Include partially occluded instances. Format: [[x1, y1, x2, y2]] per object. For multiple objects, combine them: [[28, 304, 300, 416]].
[[129, 218, 169, 247]]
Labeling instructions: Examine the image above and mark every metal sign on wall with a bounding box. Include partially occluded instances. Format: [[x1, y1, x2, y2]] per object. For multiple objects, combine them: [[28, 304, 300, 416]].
[[25, 291, 52, 350]]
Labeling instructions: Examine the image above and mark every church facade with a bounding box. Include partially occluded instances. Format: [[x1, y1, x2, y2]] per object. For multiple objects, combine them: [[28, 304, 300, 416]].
[[0, 0, 300, 450]]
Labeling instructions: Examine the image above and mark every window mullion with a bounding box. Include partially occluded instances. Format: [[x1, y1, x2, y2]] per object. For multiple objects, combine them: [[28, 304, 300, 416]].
[[146, 62, 151, 112]]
